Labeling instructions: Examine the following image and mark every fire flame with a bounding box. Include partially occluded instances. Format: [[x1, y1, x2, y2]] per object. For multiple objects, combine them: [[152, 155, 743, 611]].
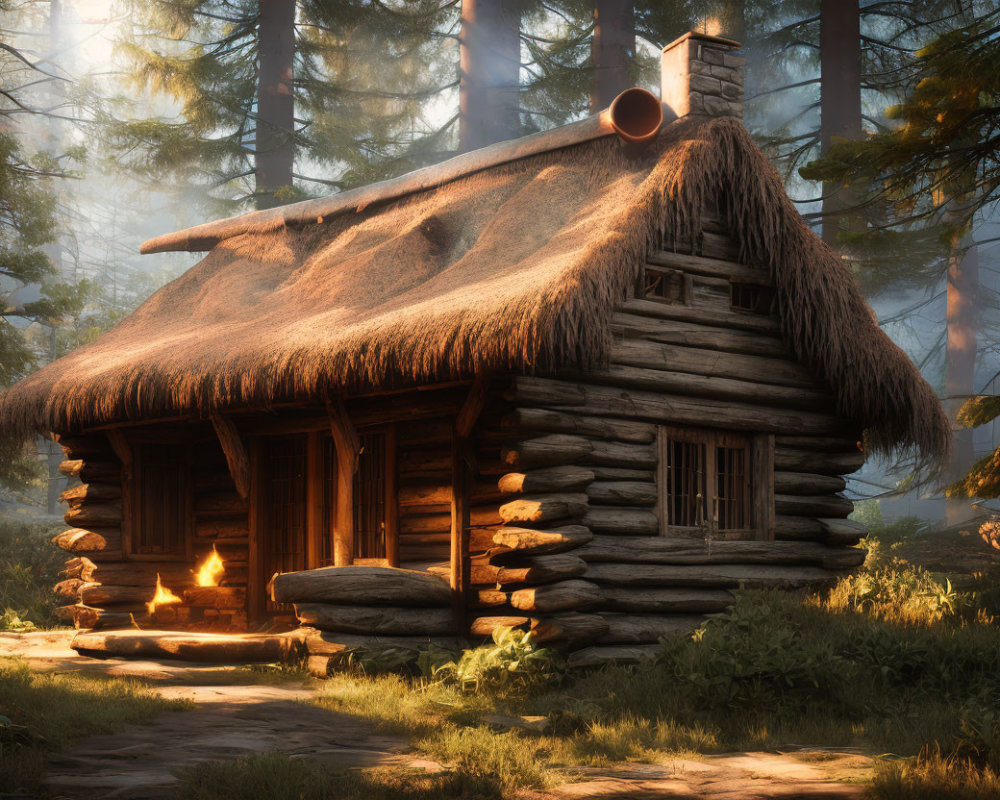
[[195, 546, 225, 587], [146, 573, 182, 615]]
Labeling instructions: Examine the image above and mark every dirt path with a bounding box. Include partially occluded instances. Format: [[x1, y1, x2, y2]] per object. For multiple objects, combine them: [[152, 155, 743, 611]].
[[2, 631, 871, 799]]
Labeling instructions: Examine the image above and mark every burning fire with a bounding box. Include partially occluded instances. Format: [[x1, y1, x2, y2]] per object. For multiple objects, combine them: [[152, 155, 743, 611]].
[[146, 573, 182, 615], [195, 546, 225, 587]]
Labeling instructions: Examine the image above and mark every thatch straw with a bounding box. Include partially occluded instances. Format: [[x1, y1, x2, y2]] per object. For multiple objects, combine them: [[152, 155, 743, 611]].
[[0, 116, 950, 462]]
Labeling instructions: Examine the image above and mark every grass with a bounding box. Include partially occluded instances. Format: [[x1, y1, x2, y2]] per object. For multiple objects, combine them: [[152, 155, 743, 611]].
[[0, 657, 191, 793], [177, 753, 505, 800], [0, 519, 65, 630], [5, 505, 1000, 798]]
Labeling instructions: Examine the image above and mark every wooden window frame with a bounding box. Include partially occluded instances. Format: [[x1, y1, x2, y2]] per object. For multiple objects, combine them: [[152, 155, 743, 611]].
[[119, 430, 194, 563], [656, 425, 774, 541], [729, 278, 776, 316], [641, 265, 693, 305]]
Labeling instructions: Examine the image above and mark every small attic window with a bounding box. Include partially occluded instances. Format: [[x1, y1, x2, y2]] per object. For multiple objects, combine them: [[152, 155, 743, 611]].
[[730, 280, 775, 315], [644, 267, 689, 303]]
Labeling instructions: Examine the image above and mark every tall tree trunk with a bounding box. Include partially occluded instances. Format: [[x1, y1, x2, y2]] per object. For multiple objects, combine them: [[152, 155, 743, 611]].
[[819, 0, 862, 247], [459, 0, 522, 153], [945, 240, 978, 525], [590, 0, 633, 113], [256, 0, 295, 209], [45, 0, 67, 515]]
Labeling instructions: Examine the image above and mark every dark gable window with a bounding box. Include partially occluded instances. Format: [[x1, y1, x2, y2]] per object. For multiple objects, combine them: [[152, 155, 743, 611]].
[[730, 280, 776, 315]]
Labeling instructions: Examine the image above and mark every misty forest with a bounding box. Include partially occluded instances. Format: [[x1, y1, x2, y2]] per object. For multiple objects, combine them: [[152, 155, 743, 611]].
[[2, 0, 1000, 798]]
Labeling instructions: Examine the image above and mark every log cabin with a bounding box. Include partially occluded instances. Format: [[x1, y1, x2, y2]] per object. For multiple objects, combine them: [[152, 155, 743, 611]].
[[0, 33, 949, 667]]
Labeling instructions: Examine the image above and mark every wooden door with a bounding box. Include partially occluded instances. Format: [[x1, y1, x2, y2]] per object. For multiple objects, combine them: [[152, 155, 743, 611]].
[[253, 435, 309, 615]]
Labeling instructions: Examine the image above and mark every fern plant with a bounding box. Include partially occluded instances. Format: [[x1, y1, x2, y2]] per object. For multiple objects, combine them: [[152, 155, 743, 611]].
[[433, 627, 561, 697]]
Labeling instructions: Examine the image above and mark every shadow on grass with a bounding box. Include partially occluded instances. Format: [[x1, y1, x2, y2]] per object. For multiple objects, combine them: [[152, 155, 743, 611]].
[[0, 657, 191, 793], [178, 753, 505, 800]]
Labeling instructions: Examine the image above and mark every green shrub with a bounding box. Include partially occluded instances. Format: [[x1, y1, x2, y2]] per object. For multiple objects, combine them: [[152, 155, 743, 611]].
[[656, 596, 846, 717], [823, 560, 960, 625], [432, 627, 562, 698], [0, 519, 63, 629]]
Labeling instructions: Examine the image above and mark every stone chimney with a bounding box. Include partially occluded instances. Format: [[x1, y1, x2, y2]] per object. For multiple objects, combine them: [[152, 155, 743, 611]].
[[661, 32, 744, 120]]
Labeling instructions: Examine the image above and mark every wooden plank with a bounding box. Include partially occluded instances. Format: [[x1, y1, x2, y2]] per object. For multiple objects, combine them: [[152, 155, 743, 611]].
[[775, 493, 853, 518], [753, 434, 775, 540], [583, 507, 658, 535], [611, 314, 789, 358], [655, 426, 667, 537], [498, 466, 596, 495], [509, 376, 851, 436], [774, 448, 866, 475], [575, 536, 866, 570], [608, 339, 816, 389], [774, 471, 848, 494], [584, 562, 839, 589], [450, 430, 471, 630], [326, 397, 360, 567], [271, 565, 452, 606], [502, 408, 656, 444], [587, 481, 657, 506], [576, 364, 832, 410], [247, 438, 263, 621], [509, 580, 604, 613], [597, 613, 704, 644], [306, 432, 325, 569], [492, 525, 593, 555], [293, 603, 457, 636], [210, 414, 251, 500], [385, 425, 399, 568], [498, 494, 589, 524], [72, 630, 286, 662], [620, 298, 779, 334], [456, 376, 489, 438], [646, 250, 768, 282], [600, 586, 735, 613]]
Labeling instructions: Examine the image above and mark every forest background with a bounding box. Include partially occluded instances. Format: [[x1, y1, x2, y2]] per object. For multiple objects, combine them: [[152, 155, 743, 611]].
[[1, 0, 998, 525]]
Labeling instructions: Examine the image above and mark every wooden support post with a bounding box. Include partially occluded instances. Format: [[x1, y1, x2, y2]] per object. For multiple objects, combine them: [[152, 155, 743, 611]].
[[210, 413, 251, 500], [753, 434, 775, 540], [384, 425, 399, 567], [451, 377, 489, 632], [326, 397, 360, 567], [306, 432, 325, 569]]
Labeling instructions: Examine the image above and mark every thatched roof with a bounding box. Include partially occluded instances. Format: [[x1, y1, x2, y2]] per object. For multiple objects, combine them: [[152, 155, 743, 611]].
[[0, 114, 949, 461]]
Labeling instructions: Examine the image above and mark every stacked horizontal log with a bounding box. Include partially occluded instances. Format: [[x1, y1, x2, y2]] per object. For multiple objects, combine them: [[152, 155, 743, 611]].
[[273, 566, 461, 675], [54, 428, 250, 632], [53, 434, 131, 630]]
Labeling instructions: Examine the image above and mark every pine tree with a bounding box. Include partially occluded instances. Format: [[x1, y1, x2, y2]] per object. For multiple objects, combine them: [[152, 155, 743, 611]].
[[0, 0, 82, 492], [803, 5, 998, 505]]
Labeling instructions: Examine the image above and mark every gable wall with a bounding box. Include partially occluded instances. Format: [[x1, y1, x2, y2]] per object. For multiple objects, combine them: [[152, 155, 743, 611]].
[[470, 213, 871, 664]]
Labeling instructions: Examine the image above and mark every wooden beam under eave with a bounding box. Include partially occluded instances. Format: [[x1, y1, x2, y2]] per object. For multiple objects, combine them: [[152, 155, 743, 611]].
[[326, 397, 360, 567], [210, 413, 251, 501]]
